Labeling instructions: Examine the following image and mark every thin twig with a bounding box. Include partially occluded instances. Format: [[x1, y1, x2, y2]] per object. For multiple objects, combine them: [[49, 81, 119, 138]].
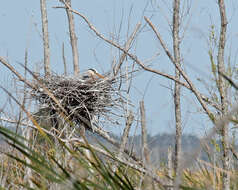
[[53, 5, 219, 116]]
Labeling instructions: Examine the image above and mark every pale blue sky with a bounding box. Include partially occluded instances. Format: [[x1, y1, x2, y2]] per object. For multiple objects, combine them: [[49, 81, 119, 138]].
[[1, 0, 238, 137]]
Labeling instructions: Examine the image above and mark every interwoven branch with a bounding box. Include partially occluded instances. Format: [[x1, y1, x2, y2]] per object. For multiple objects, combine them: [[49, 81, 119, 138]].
[[30, 74, 121, 130]]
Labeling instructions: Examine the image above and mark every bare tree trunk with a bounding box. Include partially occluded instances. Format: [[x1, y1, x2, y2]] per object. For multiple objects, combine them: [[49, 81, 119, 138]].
[[118, 110, 134, 158], [172, 0, 182, 185], [40, 0, 50, 77], [65, 0, 79, 75], [140, 101, 154, 190], [217, 0, 229, 189]]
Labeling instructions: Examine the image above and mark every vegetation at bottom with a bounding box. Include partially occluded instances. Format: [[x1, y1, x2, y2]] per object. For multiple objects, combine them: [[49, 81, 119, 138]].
[[0, 126, 237, 190]]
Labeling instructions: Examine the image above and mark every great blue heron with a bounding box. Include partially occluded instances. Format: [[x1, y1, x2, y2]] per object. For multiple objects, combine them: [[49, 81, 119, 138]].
[[83, 68, 105, 80]]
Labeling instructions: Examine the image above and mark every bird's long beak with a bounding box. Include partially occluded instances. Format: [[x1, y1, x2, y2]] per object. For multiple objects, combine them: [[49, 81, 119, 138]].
[[95, 73, 105, 79]]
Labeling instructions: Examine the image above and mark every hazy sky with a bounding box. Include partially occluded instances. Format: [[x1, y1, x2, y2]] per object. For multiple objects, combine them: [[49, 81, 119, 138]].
[[1, 0, 238, 137]]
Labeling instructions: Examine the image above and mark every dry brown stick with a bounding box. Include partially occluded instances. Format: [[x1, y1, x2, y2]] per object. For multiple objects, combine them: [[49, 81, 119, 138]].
[[140, 101, 150, 166], [62, 0, 79, 75], [40, 0, 51, 77], [144, 16, 215, 122], [119, 110, 134, 158]]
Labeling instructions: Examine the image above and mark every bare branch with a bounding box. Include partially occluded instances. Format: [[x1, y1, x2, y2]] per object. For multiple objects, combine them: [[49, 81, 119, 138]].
[[144, 17, 175, 63], [114, 23, 141, 76], [144, 16, 215, 122], [0, 57, 34, 89], [53, 5, 219, 123], [53, 6, 193, 88], [0, 57, 141, 163], [0, 86, 51, 144], [40, 0, 50, 77]]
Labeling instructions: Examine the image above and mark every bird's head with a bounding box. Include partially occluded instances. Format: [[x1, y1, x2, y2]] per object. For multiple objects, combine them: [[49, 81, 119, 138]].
[[87, 68, 105, 79]]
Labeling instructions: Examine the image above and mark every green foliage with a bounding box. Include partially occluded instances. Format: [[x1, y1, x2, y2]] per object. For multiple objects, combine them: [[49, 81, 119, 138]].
[[1, 124, 238, 189], [0, 126, 139, 189]]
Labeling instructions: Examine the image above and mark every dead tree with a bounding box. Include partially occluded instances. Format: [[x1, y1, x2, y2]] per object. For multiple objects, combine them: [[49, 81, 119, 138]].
[[40, 0, 50, 77], [217, 0, 229, 189], [172, 0, 182, 185], [64, 0, 80, 75]]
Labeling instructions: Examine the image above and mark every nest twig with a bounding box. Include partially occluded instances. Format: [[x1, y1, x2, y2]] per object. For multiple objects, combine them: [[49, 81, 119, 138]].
[[30, 73, 122, 131]]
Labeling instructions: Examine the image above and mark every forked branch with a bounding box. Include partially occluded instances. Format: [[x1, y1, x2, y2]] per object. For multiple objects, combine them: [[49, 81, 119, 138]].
[[144, 16, 214, 122]]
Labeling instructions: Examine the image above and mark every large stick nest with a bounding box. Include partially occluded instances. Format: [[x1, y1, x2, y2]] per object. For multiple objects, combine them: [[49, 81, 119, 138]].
[[30, 73, 123, 130]]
